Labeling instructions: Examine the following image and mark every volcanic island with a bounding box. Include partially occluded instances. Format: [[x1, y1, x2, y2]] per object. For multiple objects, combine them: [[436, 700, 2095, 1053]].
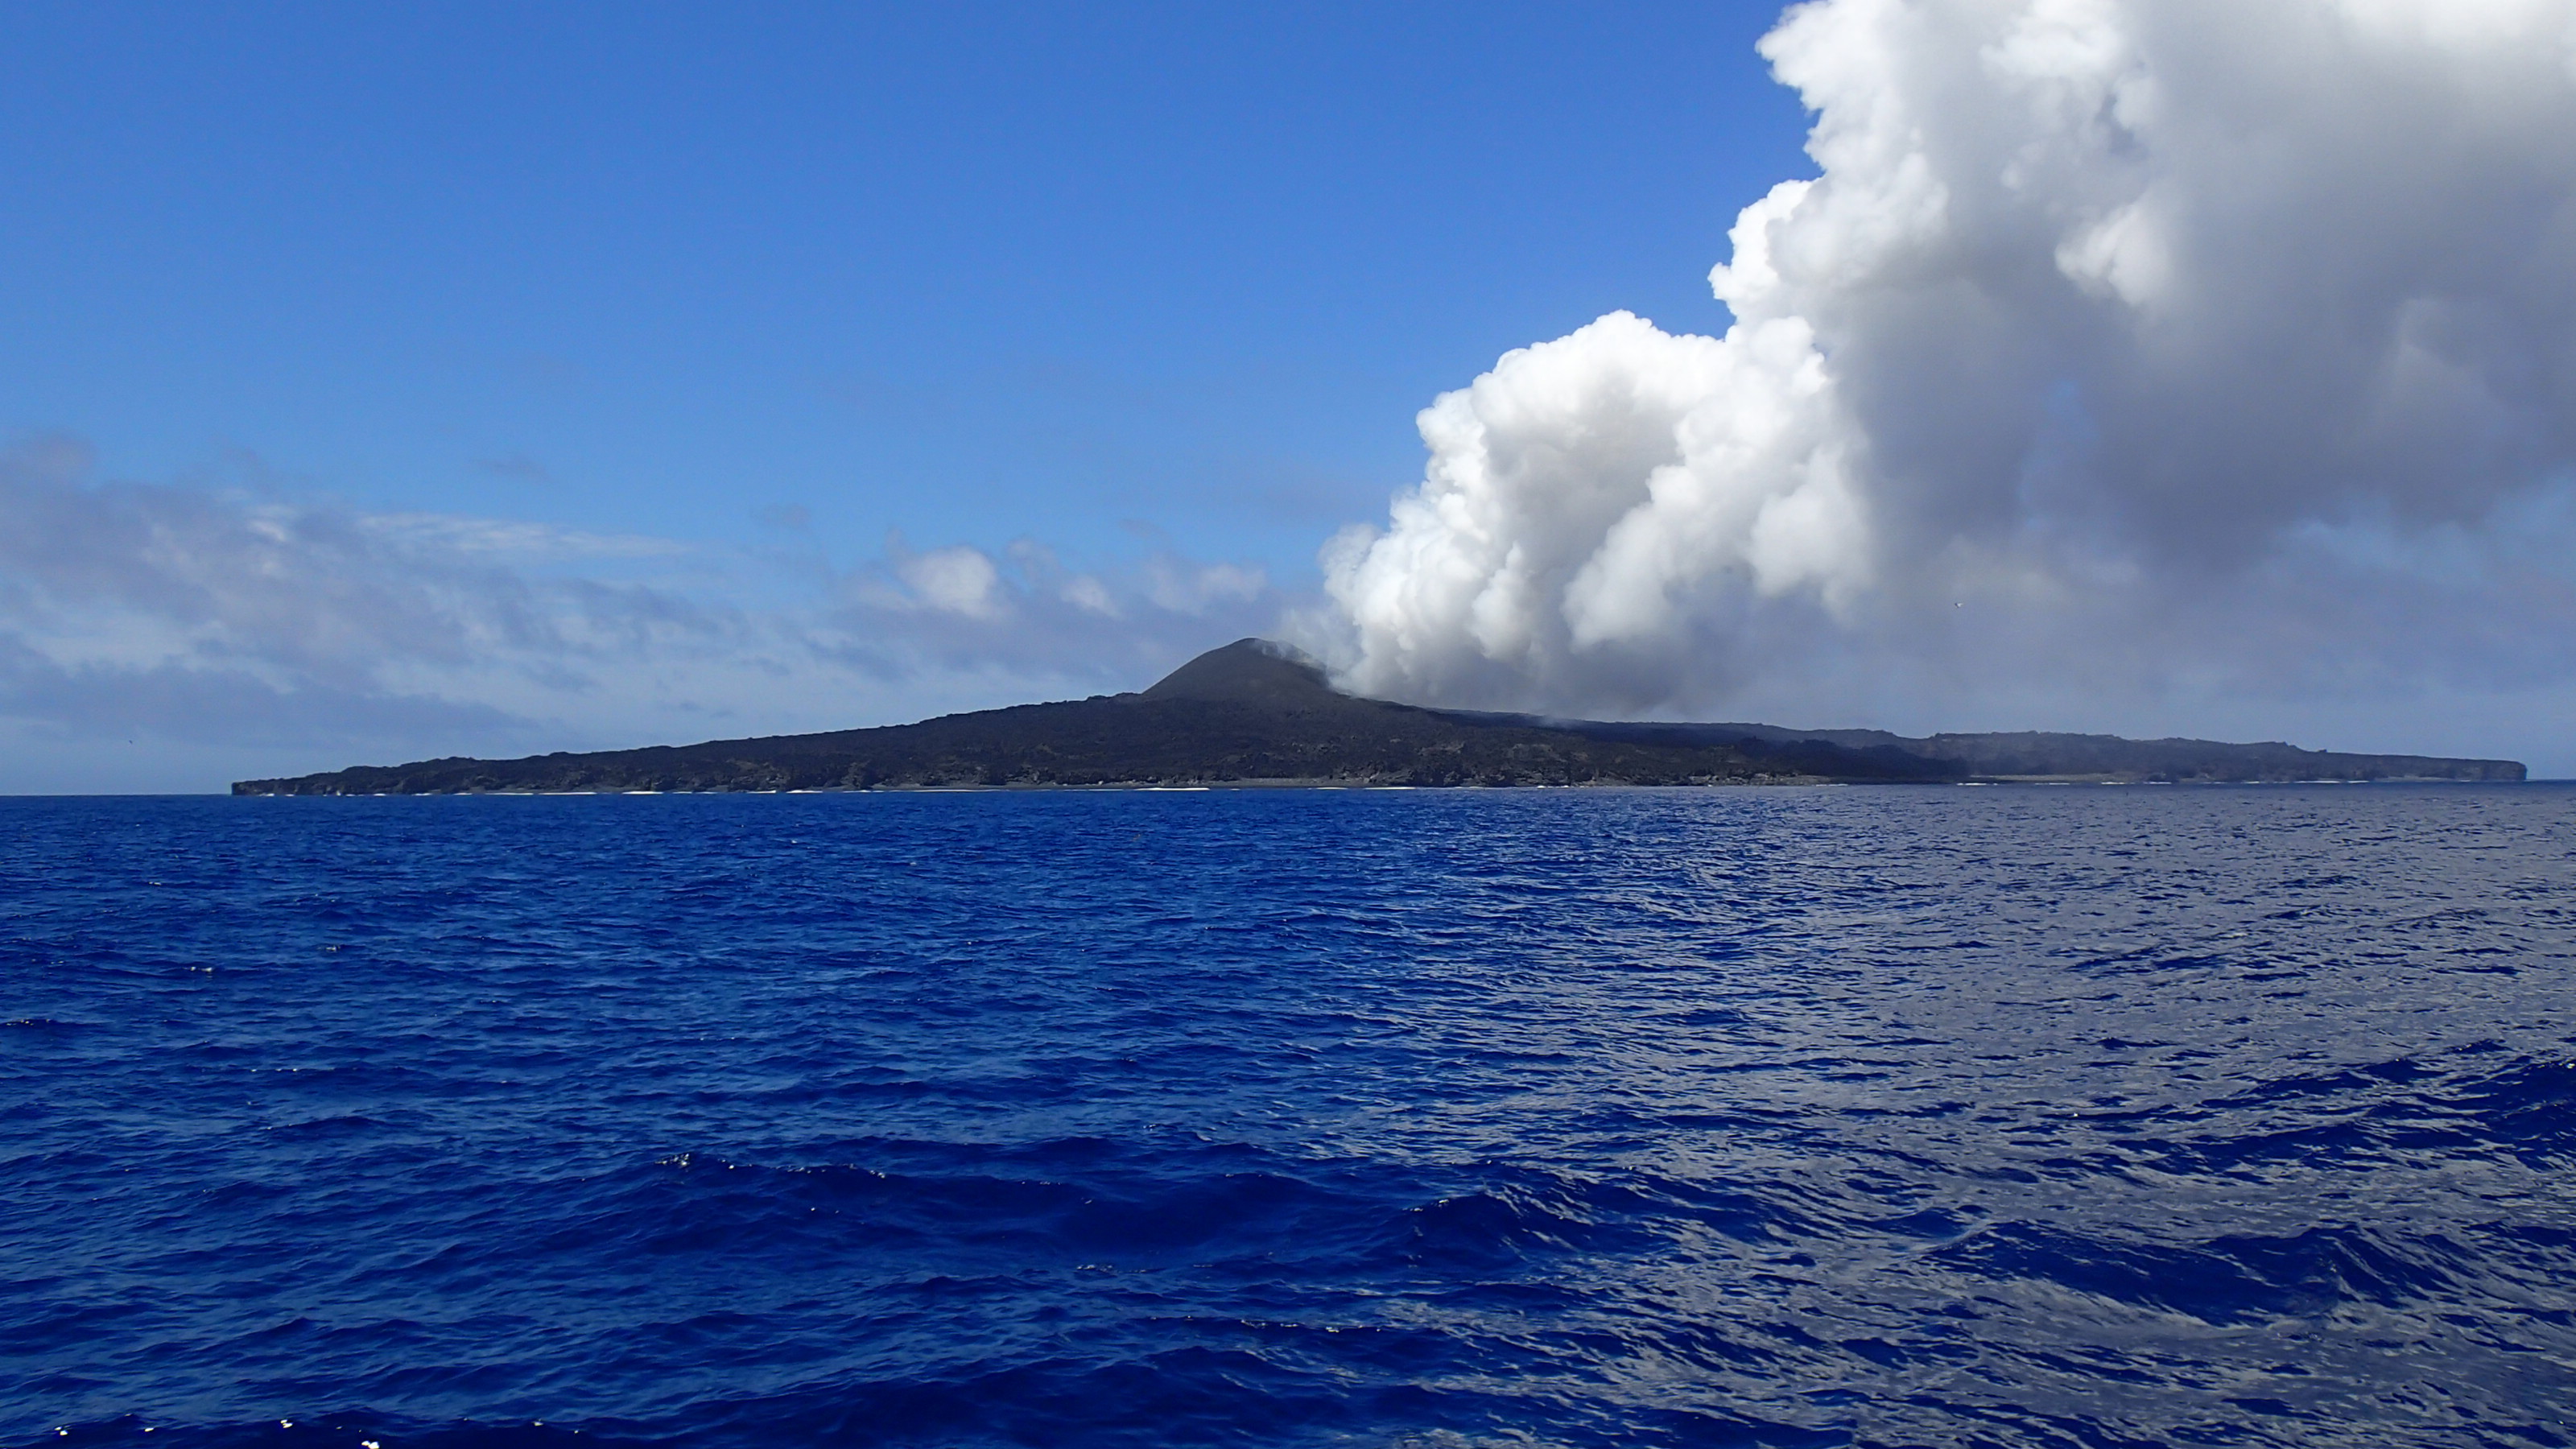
[[233, 638, 2526, 795]]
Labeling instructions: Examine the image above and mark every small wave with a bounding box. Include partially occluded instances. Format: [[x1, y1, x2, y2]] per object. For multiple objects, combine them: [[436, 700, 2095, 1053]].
[[1934, 1221, 2461, 1323]]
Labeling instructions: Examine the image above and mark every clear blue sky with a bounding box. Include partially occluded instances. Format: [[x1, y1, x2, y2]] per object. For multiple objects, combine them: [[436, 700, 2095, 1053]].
[[2, 2, 1809, 582]]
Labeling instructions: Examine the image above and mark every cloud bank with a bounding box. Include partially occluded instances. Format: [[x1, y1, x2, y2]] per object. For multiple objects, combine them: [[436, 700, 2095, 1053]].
[[0, 437, 1277, 791], [1317, 0, 2576, 734]]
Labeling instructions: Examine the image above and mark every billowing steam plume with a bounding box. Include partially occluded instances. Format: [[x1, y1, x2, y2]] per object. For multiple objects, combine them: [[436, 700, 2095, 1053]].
[[1318, 0, 2576, 727]]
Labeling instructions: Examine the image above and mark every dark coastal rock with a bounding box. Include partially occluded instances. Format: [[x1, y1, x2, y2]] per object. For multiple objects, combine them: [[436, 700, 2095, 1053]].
[[231, 638, 2528, 794]]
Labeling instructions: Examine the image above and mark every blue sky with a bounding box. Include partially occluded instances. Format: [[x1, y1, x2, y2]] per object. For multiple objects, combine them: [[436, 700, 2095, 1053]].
[[2, 2, 1805, 581]]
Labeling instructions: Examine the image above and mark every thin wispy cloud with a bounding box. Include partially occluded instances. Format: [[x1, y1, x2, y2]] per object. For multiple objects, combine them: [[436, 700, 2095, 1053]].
[[473, 452, 554, 484], [0, 438, 1282, 778], [358, 514, 690, 561]]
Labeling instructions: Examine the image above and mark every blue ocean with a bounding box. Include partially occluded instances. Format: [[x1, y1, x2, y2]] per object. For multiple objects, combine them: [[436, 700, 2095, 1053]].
[[6, 786, 2573, 1448]]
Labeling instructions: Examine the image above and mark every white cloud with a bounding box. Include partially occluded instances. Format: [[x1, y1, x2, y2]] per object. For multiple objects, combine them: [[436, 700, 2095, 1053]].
[[1062, 574, 1119, 617], [1313, 0, 2576, 753], [896, 544, 1008, 620]]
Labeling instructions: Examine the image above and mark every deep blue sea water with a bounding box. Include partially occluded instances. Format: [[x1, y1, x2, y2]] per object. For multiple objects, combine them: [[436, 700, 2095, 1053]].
[[5, 786, 2574, 1449]]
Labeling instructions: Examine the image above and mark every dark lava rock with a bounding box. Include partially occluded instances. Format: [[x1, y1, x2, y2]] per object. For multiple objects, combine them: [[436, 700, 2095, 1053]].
[[232, 639, 2527, 795]]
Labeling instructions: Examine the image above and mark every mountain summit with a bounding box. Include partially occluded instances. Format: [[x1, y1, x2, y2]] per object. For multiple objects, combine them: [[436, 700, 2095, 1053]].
[[233, 639, 2525, 794], [1138, 638, 1337, 705]]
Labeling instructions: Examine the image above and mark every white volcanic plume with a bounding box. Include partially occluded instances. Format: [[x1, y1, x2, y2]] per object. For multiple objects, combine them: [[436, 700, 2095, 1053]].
[[1319, 0, 2576, 724]]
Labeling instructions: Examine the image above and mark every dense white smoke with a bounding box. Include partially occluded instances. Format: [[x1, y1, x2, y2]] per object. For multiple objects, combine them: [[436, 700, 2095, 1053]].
[[1320, 0, 2576, 722]]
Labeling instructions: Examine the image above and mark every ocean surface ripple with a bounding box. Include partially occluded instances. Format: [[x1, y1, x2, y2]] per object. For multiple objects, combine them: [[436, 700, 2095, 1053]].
[[4, 786, 2573, 1448]]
